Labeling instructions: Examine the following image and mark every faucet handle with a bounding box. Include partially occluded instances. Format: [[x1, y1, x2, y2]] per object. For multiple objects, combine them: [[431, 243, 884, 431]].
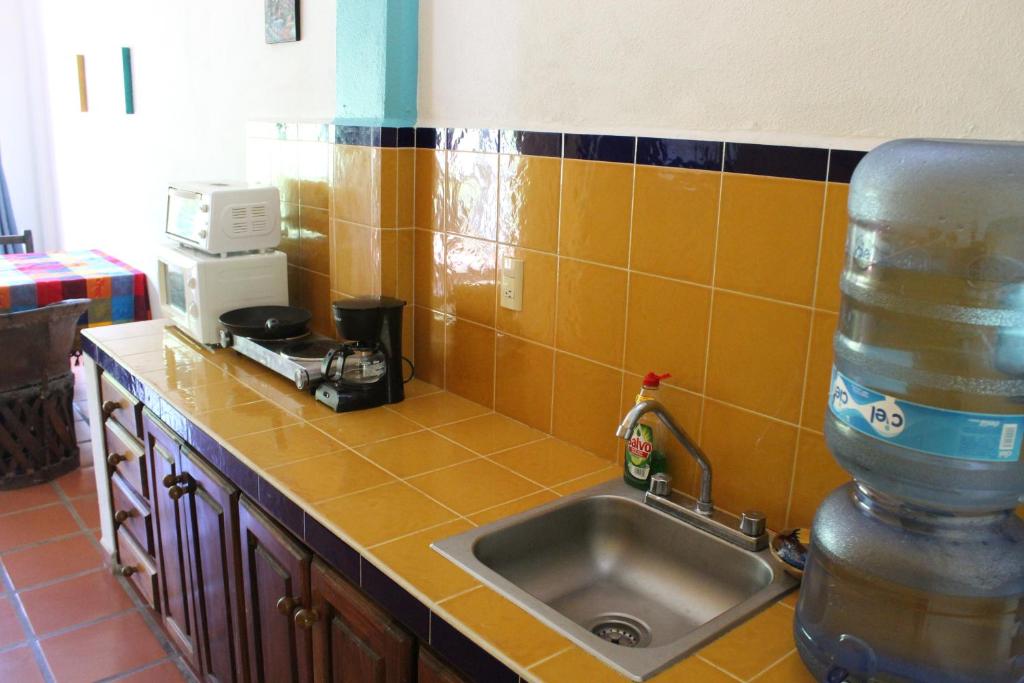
[[740, 510, 767, 537], [648, 473, 672, 497]]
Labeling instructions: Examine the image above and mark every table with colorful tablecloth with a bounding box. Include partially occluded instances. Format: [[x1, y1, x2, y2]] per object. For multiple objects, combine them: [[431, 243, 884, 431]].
[[0, 250, 151, 331]]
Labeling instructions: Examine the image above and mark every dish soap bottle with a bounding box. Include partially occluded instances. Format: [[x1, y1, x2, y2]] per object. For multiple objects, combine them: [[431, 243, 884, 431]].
[[623, 372, 671, 490]]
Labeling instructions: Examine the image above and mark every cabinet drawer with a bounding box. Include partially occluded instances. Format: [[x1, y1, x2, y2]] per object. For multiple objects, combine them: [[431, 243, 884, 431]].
[[111, 472, 153, 555], [100, 373, 142, 438], [105, 420, 147, 498], [116, 526, 158, 610]]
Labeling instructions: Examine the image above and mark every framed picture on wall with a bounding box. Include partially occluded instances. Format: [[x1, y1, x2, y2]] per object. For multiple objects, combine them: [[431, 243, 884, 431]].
[[265, 0, 299, 44]]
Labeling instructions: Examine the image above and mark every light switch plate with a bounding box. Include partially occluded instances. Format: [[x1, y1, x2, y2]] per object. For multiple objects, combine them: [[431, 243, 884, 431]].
[[500, 256, 524, 311]]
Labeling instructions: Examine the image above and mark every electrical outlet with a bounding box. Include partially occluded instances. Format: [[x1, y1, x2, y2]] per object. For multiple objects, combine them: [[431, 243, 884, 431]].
[[500, 257, 524, 311]]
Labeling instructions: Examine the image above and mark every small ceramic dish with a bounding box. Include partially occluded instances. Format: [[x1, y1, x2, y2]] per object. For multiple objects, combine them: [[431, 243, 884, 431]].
[[770, 527, 811, 579]]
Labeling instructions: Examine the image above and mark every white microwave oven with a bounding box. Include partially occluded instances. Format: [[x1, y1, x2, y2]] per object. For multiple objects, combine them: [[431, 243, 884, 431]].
[[157, 244, 288, 345], [166, 181, 281, 255]]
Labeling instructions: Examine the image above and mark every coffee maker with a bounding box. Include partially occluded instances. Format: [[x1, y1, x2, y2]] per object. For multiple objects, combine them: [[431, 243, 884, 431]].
[[314, 297, 407, 412]]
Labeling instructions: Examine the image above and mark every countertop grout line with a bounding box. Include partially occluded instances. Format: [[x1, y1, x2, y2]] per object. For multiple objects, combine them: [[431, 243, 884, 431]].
[[743, 647, 798, 682], [523, 643, 575, 672], [695, 654, 746, 682]]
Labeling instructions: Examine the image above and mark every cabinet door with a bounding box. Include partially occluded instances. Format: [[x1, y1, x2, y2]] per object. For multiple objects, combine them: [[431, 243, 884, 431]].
[[309, 559, 414, 683], [239, 496, 313, 683], [418, 648, 468, 683], [181, 445, 246, 683], [144, 411, 198, 669]]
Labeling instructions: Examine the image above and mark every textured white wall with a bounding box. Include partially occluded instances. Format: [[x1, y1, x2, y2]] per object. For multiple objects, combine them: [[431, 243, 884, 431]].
[[32, 0, 336, 311], [418, 0, 1024, 149]]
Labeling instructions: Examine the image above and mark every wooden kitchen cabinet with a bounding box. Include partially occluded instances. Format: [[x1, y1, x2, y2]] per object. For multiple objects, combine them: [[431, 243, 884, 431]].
[[418, 648, 469, 683], [309, 558, 414, 683], [238, 496, 314, 683]]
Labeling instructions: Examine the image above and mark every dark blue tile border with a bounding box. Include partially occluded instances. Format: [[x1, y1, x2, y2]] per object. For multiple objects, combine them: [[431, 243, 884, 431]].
[[303, 514, 361, 584], [636, 137, 723, 171], [258, 478, 305, 538], [430, 613, 519, 683], [499, 130, 562, 158], [828, 149, 867, 184], [416, 127, 447, 150], [361, 560, 430, 641], [448, 128, 499, 154], [564, 133, 635, 163], [333, 126, 416, 148], [723, 142, 829, 181], [334, 126, 374, 146]]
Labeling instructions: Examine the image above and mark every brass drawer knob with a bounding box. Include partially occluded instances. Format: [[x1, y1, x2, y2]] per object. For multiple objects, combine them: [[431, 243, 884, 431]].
[[113, 564, 136, 577], [293, 608, 320, 629], [167, 474, 194, 500], [101, 400, 121, 419], [162, 473, 182, 488], [113, 509, 131, 524], [276, 596, 297, 616], [107, 452, 127, 467], [168, 485, 185, 501]]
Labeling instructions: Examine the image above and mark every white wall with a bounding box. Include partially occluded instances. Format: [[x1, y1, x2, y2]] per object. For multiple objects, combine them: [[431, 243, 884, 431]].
[[0, 0, 60, 250], [31, 0, 336, 311], [418, 0, 1024, 149]]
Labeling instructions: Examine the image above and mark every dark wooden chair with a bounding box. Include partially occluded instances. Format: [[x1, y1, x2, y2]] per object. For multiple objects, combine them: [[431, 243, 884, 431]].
[[0, 298, 90, 488], [0, 229, 34, 253]]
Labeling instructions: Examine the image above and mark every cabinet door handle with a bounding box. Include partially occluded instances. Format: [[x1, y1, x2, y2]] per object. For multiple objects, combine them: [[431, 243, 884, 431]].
[[167, 473, 195, 500], [113, 509, 131, 524], [162, 473, 183, 488], [276, 596, 297, 616], [113, 564, 136, 577], [101, 400, 121, 419], [293, 608, 320, 628], [107, 452, 127, 467]]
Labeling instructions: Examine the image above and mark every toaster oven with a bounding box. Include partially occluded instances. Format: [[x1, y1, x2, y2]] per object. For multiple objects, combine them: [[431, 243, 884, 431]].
[[166, 181, 281, 255]]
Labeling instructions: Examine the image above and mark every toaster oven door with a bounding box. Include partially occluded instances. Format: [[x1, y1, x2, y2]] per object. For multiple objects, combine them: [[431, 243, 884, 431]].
[[165, 188, 206, 246]]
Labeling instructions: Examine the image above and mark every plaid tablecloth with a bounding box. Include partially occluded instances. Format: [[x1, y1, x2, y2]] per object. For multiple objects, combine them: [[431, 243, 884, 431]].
[[0, 250, 151, 328]]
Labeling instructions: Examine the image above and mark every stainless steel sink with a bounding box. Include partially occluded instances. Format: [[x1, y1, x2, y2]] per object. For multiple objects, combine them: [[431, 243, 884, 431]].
[[433, 479, 797, 680]]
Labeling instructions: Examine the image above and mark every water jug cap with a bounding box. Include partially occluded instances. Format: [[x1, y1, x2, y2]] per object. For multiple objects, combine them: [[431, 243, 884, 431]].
[[642, 372, 671, 388]]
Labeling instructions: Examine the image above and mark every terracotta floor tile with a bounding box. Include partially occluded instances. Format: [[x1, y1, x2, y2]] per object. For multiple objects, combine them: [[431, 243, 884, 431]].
[[117, 660, 189, 682], [21, 570, 135, 635], [0, 505, 79, 552], [55, 467, 97, 499], [71, 496, 101, 530], [40, 611, 166, 683], [0, 596, 26, 648], [2, 534, 104, 590], [0, 646, 45, 683], [0, 485, 60, 515]]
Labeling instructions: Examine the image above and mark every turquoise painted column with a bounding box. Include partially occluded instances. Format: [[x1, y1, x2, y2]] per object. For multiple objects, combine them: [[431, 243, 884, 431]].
[[335, 0, 418, 126]]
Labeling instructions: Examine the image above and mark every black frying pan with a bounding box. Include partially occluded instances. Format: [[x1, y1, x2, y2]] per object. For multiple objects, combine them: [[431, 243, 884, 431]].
[[219, 306, 311, 340]]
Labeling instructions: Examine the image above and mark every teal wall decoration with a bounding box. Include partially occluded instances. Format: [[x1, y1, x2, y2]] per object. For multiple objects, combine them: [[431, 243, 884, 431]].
[[334, 0, 417, 126], [121, 47, 134, 114]]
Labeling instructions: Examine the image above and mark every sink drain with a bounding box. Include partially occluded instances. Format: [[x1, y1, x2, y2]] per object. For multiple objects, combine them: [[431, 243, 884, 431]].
[[589, 614, 652, 648]]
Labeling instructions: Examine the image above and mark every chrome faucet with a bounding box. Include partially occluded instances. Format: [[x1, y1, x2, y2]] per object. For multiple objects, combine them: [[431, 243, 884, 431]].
[[616, 400, 769, 551], [616, 399, 714, 514]]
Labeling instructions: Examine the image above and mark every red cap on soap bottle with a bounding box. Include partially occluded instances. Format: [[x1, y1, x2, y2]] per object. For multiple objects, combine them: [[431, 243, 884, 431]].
[[642, 372, 671, 388]]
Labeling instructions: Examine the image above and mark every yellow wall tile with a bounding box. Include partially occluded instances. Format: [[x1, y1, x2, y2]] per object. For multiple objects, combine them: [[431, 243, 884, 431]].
[[413, 306, 446, 387], [445, 319, 495, 407], [446, 151, 498, 240], [298, 206, 330, 275], [379, 229, 398, 297], [624, 273, 710, 392], [552, 352, 622, 460], [445, 234, 497, 326], [333, 144, 373, 225], [705, 291, 811, 423], [559, 159, 633, 267], [716, 174, 825, 305], [497, 154, 560, 252], [494, 334, 554, 432], [788, 430, 850, 529], [555, 258, 627, 367], [815, 182, 849, 312], [630, 166, 719, 284], [395, 229, 415, 302], [414, 149, 445, 231], [494, 246, 556, 346], [801, 310, 837, 432], [699, 400, 798, 528], [396, 148, 415, 228], [413, 228, 445, 311], [377, 148, 399, 228], [272, 139, 300, 204], [280, 202, 301, 265], [298, 141, 330, 209], [331, 221, 381, 296], [296, 270, 332, 336]]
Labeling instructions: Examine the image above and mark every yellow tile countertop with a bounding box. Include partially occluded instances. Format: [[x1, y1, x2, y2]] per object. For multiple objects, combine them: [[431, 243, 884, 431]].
[[82, 320, 810, 683]]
